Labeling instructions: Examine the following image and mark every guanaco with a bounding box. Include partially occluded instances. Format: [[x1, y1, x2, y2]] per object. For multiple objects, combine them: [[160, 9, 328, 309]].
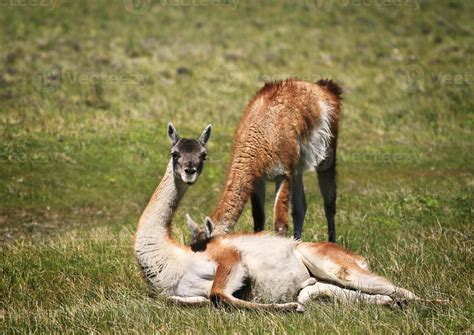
[[210, 78, 342, 241], [135, 123, 444, 312]]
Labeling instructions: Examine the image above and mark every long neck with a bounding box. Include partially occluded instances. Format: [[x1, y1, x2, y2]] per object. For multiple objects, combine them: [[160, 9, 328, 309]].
[[135, 160, 189, 270], [211, 163, 256, 235]]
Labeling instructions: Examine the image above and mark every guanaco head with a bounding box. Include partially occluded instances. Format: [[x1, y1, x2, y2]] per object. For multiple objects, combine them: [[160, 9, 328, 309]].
[[186, 214, 214, 252], [168, 123, 211, 185]]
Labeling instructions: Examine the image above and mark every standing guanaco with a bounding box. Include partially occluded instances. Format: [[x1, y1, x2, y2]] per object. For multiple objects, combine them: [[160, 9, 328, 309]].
[[211, 78, 342, 241]]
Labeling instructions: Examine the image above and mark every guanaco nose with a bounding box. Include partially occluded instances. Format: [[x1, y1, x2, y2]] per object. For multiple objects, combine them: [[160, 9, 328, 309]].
[[184, 167, 197, 175]]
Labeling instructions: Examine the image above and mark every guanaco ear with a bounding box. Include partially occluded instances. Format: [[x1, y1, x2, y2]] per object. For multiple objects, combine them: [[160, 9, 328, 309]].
[[198, 124, 212, 145], [167, 122, 180, 145], [186, 214, 200, 237], [204, 217, 214, 238]]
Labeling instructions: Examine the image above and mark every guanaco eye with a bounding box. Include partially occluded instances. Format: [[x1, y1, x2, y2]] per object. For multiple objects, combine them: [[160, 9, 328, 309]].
[[200, 152, 207, 160], [171, 152, 180, 159]]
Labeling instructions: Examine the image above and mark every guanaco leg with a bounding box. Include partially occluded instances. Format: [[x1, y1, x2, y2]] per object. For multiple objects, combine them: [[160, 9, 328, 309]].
[[316, 150, 337, 243], [295, 242, 417, 300], [291, 172, 307, 240], [251, 178, 266, 233], [297, 282, 394, 305], [274, 175, 292, 236]]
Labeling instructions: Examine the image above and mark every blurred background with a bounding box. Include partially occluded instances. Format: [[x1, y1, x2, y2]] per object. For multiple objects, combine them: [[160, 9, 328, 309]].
[[1, 0, 472, 333]]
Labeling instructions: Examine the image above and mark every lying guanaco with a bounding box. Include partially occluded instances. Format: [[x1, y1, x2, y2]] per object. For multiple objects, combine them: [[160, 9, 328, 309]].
[[134, 123, 445, 312]]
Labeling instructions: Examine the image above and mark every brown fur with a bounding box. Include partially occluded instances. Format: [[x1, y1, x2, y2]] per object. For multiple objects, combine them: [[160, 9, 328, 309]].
[[302, 242, 366, 267], [336, 267, 350, 281], [211, 79, 342, 234], [204, 238, 241, 295], [316, 79, 343, 100], [299, 242, 373, 282], [274, 177, 291, 235]]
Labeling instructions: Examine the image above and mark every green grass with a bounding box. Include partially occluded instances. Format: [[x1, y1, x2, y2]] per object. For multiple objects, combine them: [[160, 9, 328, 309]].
[[1, 0, 473, 333]]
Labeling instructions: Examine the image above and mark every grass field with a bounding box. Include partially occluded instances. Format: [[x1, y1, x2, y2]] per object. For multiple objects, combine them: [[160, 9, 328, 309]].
[[1, 0, 473, 333]]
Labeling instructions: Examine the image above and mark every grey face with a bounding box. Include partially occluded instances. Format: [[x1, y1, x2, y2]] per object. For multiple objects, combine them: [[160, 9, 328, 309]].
[[171, 139, 207, 184], [168, 123, 211, 185]]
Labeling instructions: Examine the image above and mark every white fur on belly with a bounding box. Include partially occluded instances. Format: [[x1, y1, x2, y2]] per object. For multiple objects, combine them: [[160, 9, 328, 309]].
[[175, 254, 216, 298], [224, 234, 310, 303]]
